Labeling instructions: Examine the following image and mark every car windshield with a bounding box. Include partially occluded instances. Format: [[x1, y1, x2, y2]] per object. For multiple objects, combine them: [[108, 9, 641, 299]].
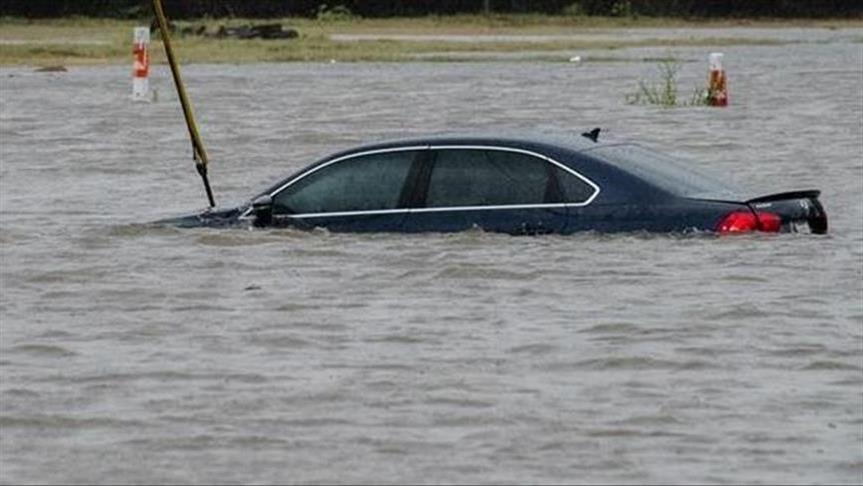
[[587, 144, 742, 199]]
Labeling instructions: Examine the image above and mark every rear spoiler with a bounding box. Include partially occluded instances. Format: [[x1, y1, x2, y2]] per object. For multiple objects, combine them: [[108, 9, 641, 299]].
[[746, 190, 820, 204], [745, 189, 827, 234]]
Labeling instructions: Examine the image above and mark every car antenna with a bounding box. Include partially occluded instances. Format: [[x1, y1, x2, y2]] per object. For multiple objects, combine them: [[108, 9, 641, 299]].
[[581, 127, 601, 143], [152, 0, 216, 208]]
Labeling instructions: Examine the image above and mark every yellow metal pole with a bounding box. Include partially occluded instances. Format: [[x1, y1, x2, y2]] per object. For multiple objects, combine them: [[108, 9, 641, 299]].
[[152, 0, 216, 208]]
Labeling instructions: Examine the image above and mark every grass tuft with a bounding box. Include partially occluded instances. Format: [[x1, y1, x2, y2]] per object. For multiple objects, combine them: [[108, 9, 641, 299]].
[[626, 58, 709, 107]]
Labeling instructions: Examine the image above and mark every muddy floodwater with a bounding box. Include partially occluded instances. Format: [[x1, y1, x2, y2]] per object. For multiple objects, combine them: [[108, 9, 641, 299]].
[[1, 30, 862, 484]]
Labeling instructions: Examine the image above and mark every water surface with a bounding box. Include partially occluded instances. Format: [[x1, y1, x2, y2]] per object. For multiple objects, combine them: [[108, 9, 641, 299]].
[[1, 32, 861, 484]]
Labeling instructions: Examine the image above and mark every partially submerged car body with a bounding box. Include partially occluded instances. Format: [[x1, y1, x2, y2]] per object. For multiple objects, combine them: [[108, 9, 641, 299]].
[[160, 135, 827, 235]]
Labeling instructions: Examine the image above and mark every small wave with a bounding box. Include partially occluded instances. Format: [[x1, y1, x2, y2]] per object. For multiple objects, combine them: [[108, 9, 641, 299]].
[[1, 388, 40, 398], [245, 334, 312, 349], [432, 413, 512, 427], [365, 334, 429, 344], [194, 230, 304, 247], [283, 320, 349, 332], [52, 370, 269, 385], [293, 248, 351, 258], [801, 360, 861, 371], [579, 322, 640, 334], [424, 396, 495, 408], [584, 427, 686, 438], [435, 265, 542, 281], [765, 345, 827, 357], [22, 271, 84, 285], [732, 447, 788, 456], [269, 417, 354, 427], [719, 274, 770, 283], [375, 446, 410, 455], [359, 363, 415, 371], [617, 414, 682, 426], [121, 435, 234, 451], [676, 360, 719, 370], [7, 344, 76, 357], [507, 343, 559, 355], [829, 376, 863, 386], [705, 305, 771, 320], [34, 330, 75, 339], [421, 380, 482, 394], [675, 346, 737, 358], [546, 356, 716, 371], [274, 303, 319, 312], [537, 440, 568, 451], [107, 223, 182, 238], [0, 414, 144, 429]]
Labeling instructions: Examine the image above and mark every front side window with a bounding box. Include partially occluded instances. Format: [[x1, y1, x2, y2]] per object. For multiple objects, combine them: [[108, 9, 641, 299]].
[[425, 149, 552, 208], [273, 150, 417, 215]]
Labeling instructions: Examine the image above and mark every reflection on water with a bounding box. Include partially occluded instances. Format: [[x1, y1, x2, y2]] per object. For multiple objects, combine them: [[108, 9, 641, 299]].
[[1, 32, 862, 484]]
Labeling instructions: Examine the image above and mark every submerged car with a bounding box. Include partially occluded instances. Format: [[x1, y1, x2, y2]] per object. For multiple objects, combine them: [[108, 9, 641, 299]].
[[159, 134, 828, 235]]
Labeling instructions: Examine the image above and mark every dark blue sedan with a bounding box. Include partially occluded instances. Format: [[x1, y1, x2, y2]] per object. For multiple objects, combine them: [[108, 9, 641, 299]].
[[160, 135, 828, 235]]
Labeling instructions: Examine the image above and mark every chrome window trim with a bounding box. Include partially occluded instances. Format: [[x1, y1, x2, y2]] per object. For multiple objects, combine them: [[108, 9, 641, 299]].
[[244, 144, 601, 220], [287, 208, 411, 219]]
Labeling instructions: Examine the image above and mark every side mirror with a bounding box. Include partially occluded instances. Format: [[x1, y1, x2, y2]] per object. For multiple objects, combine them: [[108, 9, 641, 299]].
[[251, 195, 273, 227]]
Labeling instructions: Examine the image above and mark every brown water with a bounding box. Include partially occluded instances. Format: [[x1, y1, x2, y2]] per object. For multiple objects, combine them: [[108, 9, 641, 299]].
[[1, 34, 862, 484]]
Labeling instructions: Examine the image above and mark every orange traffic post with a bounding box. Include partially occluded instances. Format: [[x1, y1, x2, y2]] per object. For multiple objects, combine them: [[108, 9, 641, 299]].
[[708, 52, 728, 107]]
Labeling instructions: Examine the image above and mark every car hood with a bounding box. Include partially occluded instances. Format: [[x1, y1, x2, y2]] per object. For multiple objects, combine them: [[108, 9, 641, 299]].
[[153, 206, 246, 228]]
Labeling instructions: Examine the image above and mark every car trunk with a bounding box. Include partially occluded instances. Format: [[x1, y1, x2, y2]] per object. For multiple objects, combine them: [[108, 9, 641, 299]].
[[693, 190, 828, 234], [744, 190, 828, 234]]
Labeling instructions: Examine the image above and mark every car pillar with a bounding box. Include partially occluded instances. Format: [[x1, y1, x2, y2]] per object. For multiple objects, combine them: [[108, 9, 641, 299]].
[[252, 195, 273, 227]]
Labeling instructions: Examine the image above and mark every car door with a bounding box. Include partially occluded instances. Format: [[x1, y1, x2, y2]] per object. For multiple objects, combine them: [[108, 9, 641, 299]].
[[403, 147, 570, 235], [268, 148, 424, 232]]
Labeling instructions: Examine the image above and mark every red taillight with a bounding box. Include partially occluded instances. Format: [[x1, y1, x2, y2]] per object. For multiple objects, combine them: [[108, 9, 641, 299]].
[[756, 211, 782, 232], [716, 210, 782, 234], [716, 211, 758, 233]]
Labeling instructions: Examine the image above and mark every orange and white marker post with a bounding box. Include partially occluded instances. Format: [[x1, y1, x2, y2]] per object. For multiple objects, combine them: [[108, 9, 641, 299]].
[[708, 52, 728, 107], [132, 27, 150, 101]]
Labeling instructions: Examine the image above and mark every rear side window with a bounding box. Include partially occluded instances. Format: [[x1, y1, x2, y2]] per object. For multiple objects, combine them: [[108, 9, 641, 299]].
[[425, 149, 551, 208], [588, 144, 740, 199], [273, 150, 417, 214], [553, 166, 595, 203]]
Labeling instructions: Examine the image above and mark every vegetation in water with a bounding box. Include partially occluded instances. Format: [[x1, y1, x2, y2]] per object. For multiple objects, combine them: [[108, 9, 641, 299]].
[[626, 58, 710, 107]]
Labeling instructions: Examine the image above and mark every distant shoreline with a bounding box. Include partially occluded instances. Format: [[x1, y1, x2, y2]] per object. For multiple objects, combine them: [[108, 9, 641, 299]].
[[1, 15, 861, 66]]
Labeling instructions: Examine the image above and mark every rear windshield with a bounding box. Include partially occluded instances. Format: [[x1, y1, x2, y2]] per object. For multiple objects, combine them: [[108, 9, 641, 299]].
[[587, 144, 742, 199]]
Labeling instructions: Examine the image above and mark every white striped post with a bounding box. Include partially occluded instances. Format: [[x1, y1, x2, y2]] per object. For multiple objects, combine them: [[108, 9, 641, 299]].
[[132, 27, 150, 101]]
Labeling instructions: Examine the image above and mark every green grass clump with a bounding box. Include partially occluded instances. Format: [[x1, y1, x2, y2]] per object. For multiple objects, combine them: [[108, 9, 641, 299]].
[[626, 58, 709, 107]]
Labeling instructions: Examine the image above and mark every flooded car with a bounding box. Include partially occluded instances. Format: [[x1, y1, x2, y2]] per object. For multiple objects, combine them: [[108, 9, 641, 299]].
[[159, 135, 828, 235]]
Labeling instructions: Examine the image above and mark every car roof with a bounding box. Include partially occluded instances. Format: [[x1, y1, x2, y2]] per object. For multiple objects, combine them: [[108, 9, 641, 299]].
[[259, 133, 745, 204], [329, 134, 745, 201], [257, 134, 605, 200], [323, 133, 606, 159]]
